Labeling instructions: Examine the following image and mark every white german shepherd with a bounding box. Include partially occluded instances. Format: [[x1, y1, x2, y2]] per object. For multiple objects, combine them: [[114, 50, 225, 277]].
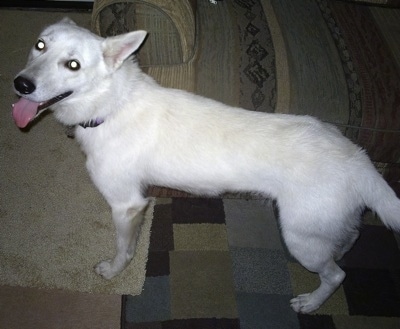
[[13, 19, 400, 313]]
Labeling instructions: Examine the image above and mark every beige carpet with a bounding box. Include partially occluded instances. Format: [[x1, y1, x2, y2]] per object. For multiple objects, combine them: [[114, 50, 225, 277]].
[[0, 10, 152, 296]]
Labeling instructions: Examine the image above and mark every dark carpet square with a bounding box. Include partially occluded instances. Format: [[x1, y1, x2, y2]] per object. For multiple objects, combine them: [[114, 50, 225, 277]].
[[154, 202, 173, 221], [150, 205, 174, 252], [146, 251, 170, 277], [343, 225, 400, 269], [237, 293, 299, 329], [124, 322, 162, 329], [161, 318, 241, 329], [298, 314, 336, 329], [343, 268, 400, 317], [171, 198, 225, 224]]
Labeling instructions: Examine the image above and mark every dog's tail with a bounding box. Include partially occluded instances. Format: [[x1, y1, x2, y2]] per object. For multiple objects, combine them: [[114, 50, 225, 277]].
[[359, 160, 400, 232]]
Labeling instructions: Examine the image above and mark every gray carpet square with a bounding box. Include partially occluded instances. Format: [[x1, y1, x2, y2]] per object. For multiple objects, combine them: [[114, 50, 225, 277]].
[[125, 276, 171, 323], [236, 292, 300, 329], [224, 199, 283, 249], [231, 247, 292, 294]]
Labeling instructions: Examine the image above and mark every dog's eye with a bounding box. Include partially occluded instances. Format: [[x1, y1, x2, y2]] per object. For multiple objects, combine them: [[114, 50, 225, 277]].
[[35, 39, 45, 51], [65, 60, 81, 71]]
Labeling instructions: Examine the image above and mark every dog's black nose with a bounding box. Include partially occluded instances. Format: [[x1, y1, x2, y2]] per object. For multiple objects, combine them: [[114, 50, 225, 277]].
[[14, 76, 36, 95]]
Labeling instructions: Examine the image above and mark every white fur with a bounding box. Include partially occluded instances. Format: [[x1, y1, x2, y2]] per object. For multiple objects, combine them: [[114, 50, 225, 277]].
[[14, 19, 400, 313]]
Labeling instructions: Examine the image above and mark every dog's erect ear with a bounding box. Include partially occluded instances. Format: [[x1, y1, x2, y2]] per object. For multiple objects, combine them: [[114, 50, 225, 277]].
[[102, 30, 148, 69], [60, 17, 77, 26]]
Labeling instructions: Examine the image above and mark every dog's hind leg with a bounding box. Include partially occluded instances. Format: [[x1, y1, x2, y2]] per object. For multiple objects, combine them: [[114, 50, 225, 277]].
[[279, 210, 346, 313], [95, 197, 149, 279], [289, 257, 345, 313]]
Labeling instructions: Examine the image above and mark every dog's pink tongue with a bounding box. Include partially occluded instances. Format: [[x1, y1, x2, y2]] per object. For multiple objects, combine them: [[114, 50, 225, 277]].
[[12, 98, 39, 128]]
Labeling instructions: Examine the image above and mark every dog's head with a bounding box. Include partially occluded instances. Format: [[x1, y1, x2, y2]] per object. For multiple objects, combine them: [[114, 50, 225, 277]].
[[12, 18, 147, 128]]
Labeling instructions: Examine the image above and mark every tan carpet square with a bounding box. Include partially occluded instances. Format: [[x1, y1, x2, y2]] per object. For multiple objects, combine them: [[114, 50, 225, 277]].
[[287, 263, 349, 315], [173, 224, 229, 251]]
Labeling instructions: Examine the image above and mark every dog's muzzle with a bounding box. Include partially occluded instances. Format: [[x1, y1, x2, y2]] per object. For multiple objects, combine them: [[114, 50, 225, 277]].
[[12, 75, 72, 128]]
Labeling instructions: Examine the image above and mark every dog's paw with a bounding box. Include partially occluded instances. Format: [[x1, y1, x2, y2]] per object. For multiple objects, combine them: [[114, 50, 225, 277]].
[[290, 293, 320, 314], [94, 260, 118, 280]]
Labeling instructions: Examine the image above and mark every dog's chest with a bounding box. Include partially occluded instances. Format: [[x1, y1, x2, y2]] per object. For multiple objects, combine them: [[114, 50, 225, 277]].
[[77, 126, 146, 170]]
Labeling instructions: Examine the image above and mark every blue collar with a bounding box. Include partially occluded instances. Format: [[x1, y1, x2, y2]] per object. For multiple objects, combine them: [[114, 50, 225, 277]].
[[79, 118, 104, 128]]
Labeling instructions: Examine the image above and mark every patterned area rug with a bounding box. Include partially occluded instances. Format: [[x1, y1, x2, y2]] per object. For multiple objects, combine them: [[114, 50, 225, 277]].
[[122, 198, 400, 328]]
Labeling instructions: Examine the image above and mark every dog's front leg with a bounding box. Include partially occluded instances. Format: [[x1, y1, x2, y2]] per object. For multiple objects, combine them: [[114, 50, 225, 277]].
[[95, 199, 149, 279]]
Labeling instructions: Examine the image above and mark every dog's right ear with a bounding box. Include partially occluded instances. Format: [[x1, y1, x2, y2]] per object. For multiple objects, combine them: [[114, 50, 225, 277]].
[[102, 30, 148, 70]]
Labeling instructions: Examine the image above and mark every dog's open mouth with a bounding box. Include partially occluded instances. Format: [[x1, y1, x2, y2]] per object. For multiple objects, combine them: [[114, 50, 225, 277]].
[[12, 91, 73, 128]]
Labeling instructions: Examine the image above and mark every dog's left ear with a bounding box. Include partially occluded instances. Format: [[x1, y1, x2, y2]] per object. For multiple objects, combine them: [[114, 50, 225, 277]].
[[102, 30, 148, 70], [60, 17, 77, 26]]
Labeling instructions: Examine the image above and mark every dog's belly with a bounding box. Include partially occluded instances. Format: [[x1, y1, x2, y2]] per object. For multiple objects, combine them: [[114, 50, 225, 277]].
[[144, 146, 280, 196]]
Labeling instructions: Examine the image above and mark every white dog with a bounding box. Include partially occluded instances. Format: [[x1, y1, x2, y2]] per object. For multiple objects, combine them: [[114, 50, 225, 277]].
[[13, 19, 400, 313]]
